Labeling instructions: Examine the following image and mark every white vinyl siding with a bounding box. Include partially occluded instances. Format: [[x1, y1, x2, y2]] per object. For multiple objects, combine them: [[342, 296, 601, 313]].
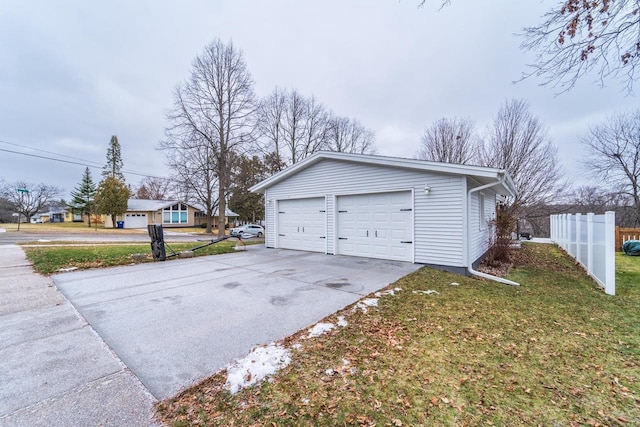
[[469, 184, 498, 263], [264, 159, 466, 268], [265, 189, 276, 248]]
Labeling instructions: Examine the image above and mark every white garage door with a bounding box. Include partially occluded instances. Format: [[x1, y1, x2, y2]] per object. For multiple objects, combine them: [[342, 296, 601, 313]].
[[277, 198, 326, 253], [124, 213, 148, 229], [337, 191, 413, 262]]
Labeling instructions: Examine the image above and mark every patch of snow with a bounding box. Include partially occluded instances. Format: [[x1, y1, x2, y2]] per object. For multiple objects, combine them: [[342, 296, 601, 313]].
[[57, 267, 78, 272], [225, 343, 291, 394], [337, 316, 348, 327], [307, 322, 335, 338], [291, 343, 303, 350], [0, 228, 6, 233], [355, 298, 379, 313], [412, 290, 439, 295], [374, 287, 403, 297], [37, 239, 51, 242], [450, 282, 460, 286]]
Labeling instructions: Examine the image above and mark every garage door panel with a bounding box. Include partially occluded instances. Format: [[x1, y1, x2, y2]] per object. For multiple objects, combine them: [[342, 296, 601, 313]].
[[124, 213, 147, 229], [277, 198, 326, 253], [337, 191, 412, 262]]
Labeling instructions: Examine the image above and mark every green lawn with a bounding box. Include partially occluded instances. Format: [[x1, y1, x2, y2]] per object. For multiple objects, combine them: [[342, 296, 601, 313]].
[[157, 243, 640, 426], [23, 240, 259, 275]]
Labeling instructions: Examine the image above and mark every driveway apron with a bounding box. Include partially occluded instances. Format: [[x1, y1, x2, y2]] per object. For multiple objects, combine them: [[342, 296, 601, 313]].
[[52, 245, 420, 400]]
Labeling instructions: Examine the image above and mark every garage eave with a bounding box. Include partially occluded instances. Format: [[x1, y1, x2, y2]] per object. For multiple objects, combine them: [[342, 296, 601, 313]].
[[250, 151, 516, 196]]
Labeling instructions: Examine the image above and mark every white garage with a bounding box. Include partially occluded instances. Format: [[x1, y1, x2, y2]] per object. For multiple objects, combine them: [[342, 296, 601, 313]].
[[336, 191, 413, 262], [250, 152, 516, 276], [277, 197, 326, 253], [124, 213, 148, 229]]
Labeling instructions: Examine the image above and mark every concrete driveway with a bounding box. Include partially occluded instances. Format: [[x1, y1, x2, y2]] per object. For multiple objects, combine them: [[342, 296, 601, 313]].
[[53, 246, 420, 400]]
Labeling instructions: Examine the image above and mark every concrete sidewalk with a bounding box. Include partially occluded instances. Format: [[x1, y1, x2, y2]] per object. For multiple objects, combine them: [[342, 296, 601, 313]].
[[0, 245, 159, 427]]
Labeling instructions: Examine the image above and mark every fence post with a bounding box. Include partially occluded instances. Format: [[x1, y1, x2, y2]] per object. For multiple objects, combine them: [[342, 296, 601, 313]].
[[587, 213, 594, 276], [569, 214, 575, 255], [575, 213, 582, 264], [604, 211, 615, 296], [615, 225, 620, 251]]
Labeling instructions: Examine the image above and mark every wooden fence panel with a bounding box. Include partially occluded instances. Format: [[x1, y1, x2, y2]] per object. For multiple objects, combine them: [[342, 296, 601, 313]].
[[615, 226, 640, 251]]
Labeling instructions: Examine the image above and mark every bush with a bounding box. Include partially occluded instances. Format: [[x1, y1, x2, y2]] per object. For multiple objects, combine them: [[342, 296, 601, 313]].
[[485, 204, 515, 266]]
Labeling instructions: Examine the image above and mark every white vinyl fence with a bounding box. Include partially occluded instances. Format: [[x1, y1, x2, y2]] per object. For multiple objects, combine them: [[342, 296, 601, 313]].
[[550, 212, 615, 296]]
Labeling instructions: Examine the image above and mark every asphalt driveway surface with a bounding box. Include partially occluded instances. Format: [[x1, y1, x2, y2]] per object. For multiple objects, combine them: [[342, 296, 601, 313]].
[[53, 246, 420, 400]]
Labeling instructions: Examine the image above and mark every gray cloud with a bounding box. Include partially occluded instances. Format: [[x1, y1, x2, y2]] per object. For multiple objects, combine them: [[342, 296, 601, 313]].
[[0, 0, 636, 198]]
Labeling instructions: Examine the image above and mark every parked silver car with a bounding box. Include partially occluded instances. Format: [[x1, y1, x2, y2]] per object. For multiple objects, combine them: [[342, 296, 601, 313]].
[[230, 224, 264, 238]]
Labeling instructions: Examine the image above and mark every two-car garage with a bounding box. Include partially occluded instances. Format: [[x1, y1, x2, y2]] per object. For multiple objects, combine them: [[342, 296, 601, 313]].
[[252, 151, 516, 272], [276, 191, 414, 262]]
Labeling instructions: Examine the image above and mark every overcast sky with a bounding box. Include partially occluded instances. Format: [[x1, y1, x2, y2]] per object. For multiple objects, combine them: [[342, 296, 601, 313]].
[[1, 0, 637, 199]]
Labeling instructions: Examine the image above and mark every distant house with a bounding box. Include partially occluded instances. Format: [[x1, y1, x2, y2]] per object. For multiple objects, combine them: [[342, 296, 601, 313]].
[[31, 205, 68, 223], [106, 199, 239, 229]]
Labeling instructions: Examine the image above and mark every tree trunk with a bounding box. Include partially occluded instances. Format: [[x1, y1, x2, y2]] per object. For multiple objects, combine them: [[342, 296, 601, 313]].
[[218, 185, 225, 239]]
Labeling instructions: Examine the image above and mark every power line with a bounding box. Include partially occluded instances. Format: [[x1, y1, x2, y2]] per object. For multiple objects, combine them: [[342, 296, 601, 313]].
[[0, 139, 103, 167], [0, 147, 163, 179]]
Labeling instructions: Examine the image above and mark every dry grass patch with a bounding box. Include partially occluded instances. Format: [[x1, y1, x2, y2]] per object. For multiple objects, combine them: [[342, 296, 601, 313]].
[[157, 243, 640, 426]]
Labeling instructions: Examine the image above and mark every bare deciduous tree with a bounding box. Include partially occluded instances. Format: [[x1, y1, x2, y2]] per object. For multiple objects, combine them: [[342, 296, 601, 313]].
[[417, 117, 478, 164], [521, 0, 640, 92], [326, 116, 376, 155], [257, 88, 332, 169], [479, 99, 562, 212], [0, 181, 62, 222], [256, 87, 287, 172], [583, 109, 640, 225], [164, 39, 256, 237], [161, 131, 219, 234], [133, 176, 173, 200]]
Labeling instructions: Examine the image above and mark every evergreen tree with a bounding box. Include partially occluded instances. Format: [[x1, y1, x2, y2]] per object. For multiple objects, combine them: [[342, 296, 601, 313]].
[[94, 176, 130, 228], [69, 167, 97, 226], [229, 155, 266, 223], [102, 135, 125, 181]]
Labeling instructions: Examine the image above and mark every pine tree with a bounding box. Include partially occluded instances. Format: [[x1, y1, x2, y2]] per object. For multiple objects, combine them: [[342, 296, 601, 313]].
[[102, 135, 125, 181], [69, 167, 97, 226]]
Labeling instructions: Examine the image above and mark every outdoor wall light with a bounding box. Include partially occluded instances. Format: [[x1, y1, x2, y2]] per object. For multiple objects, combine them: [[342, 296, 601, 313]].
[[424, 185, 432, 195]]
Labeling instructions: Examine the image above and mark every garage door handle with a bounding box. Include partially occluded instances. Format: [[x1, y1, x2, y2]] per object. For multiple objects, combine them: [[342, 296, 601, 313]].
[[400, 208, 412, 212], [320, 236, 326, 239], [366, 230, 368, 237], [375, 230, 378, 237], [338, 210, 347, 213], [279, 234, 285, 236], [297, 226, 300, 232], [338, 237, 347, 240], [303, 227, 305, 232], [401, 241, 413, 244]]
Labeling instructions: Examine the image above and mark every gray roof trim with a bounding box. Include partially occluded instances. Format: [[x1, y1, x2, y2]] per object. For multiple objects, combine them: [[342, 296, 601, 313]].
[[250, 151, 517, 196]]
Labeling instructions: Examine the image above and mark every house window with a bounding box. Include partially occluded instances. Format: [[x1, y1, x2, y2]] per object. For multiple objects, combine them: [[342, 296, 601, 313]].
[[479, 193, 487, 230], [163, 203, 189, 224]]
